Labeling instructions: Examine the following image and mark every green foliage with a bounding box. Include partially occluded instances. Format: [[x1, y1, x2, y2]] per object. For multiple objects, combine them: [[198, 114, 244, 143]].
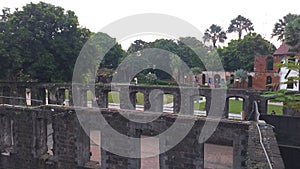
[[263, 56, 300, 111], [0, 2, 92, 82], [126, 37, 210, 81], [227, 15, 254, 39], [203, 24, 227, 48], [272, 13, 299, 41], [285, 17, 300, 52], [234, 69, 248, 83], [218, 33, 276, 71], [145, 73, 157, 84], [191, 67, 202, 75]]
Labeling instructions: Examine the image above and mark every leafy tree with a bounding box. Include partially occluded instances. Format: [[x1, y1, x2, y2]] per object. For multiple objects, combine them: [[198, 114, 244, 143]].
[[285, 17, 300, 52], [263, 56, 300, 115], [227, 15, 254, 39], [191, 67, 202, 75], [203, 24, 227, 48], [0, 2, 92, 82], [145, 73, 157, 84], [271, 13, 299, 41], [217, 33, 276, 71]]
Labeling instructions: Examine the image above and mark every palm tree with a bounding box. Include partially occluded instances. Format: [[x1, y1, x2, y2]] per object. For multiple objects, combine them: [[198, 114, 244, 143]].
[[203, 24, 227, 48], [227, 15, 254, 39], [234, 69, 248, 87], [271, 13, 299, 41]]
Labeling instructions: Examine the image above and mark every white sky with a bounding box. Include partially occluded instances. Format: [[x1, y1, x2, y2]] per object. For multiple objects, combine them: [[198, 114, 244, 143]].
[[1, 0, 300, 49]]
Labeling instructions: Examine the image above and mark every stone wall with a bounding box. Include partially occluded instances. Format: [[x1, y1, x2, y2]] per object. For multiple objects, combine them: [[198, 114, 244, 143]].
[[0, 105, 284, 169], [261, 115, 300, 169]]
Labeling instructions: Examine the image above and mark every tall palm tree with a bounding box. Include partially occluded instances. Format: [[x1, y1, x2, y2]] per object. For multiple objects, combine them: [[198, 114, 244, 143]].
[[271, 13, 299, 41], [227, 15, 254, 39], [203, 24, 227, 48]]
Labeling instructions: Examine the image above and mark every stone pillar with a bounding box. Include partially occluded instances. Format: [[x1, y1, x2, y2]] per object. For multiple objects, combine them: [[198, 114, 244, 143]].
[[0, 116, 12, 147], [180, 93, 193, 115], [160, 127, 204, 169], [173, 93, 180, 113], [98, 90, 108, 108], [205, 96, 211, 115], [224, 98, 229, 118], [144, 91, 150, 111], [101, 121, 140, 168], [52, 111, 90, 168], [120, 87, 135, 110], [233, 132, 248, 169], [148, 89, 164, 112], [258, 98, 268, 115]]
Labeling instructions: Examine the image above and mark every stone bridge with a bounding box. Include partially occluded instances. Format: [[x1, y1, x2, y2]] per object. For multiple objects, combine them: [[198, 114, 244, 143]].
[[0, 82, 273, 120], [0, 82, 286, 168]]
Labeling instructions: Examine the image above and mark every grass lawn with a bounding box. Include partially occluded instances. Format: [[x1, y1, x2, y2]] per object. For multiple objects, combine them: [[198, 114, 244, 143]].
[[194, 99, 283, 115], [108, 92, 174, 105], [108, 93, 283, 115]]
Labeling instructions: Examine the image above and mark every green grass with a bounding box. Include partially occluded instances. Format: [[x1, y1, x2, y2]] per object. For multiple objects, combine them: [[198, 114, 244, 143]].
[[194, 99, 283, 115], [108, 92, 174, 105], [108, 93, 283, 115]]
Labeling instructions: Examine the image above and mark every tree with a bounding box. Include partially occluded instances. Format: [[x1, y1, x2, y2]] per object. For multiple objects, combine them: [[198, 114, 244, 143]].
[[203, 24, 227, 48], [217, 33, 276, 71], [263, 56, 300, 116], [234, 69, 248, 87], [271, 13, 299, 41], [285, 17, 300, 52], [0, 2, 92, 82], [227, 15, 254, 39]]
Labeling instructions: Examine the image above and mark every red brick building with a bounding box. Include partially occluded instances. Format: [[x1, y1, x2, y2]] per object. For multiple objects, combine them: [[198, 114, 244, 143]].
[[196, 43, 291, 90]]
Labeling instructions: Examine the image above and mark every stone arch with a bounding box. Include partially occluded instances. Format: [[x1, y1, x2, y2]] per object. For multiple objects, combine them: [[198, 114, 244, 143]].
[[225, 95, 246, 119], [192, 94, 208, 116], [214, 74, 221, 87], [202, 74, 206, 85]]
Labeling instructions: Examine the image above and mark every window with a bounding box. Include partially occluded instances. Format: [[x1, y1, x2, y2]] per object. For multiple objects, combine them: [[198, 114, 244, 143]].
[[266, 56, 273, 71]]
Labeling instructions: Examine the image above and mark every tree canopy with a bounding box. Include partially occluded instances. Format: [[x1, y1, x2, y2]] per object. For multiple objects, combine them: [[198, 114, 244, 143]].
[[217, 33, 276, 71], [227, 15, 254, 39], [0, 2, 93, 82], [285, 17, 300, 52], [203, 24, 227, 48], [271, 13, 299, 41]]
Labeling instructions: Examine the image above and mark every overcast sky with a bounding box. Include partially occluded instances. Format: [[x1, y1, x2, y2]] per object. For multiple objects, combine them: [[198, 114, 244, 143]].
[[1, 0, 300, 48]]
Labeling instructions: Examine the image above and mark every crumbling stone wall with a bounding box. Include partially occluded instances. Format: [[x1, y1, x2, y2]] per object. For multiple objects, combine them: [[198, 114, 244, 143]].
[[0, 106, 284, 169]]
